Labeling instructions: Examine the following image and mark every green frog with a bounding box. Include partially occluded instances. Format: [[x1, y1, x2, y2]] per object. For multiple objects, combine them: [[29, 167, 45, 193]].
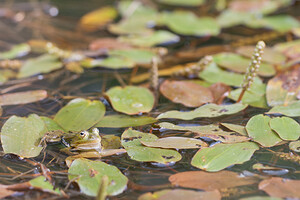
[[41, 128, 102, 155]]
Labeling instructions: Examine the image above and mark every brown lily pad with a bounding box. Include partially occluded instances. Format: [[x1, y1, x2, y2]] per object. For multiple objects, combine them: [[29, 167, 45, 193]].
[[208, 82, 231, 104], [160, 80, 214, 107]]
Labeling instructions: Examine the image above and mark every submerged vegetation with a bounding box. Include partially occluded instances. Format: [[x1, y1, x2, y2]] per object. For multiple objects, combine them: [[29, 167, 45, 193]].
[[0, 0, 300, 199]]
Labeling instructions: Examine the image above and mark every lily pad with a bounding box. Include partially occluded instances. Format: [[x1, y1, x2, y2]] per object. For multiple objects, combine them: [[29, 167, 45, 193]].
[[213, 53, 275, 77], [119, 30, 179, 47], [0, 114, 46, 158], [68, 158, 128, 196], [157, 0, 205, 6], [54, 98, 105, 132], [217, 10, 254, 28], [274, 39, 300, 59], [159, 122, 227, 134], [0, 90, 47, 106], [267, 101, 300, 117], [18, 54, 63, 78], [121, 128, 182, 164], [29, 176, 61, 195], [138, 189, 221, 200], [269, 117, 300, 140], [160, 80, 214, 107], [246, 114, 282, 147], [191, 142, 259, 172], [221, 123, 248, 136], [157, 103, 247, 120], [141, 137, 207, 149], [84, 56, 135, 69], [40, 116, 65, 132], [160, 11, 220, 36], [109, 49, 156, 64], [266, 66, 300, 107], [105, 86, 154, 115], [289, 140, 300, 152], [96, 114, 157, 128], [0, 43, 30, 59]]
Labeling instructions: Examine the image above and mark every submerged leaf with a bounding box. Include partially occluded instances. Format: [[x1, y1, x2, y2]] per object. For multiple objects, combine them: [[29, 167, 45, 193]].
[[54, 98, 105, 132], [68, 158, 128, 196], [121, 128, 182, 164], [246, 114, 282, 147], [269, 117, 300, 140], [169, 170, 258, 190], [267, 101, 300, 117], [0, 90, 47, 106], [106, 86, 154, 115], [191, 142, 259, 172], [96, 114, 157, 128], [157, 103, 247, 120], [18, 54, 62, 78], [1, 114, 46, 158], [141, 137, 207, 149], [160, 80, 214, 107], [138, 189, 221, 200]]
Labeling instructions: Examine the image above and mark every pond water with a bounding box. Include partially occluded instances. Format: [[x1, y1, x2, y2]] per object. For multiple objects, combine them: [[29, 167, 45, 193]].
[[0, 0, 300, 199]]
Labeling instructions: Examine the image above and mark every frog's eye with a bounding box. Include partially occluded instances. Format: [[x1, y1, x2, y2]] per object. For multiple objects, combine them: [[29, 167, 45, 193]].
[[79, 131, 89, 140]]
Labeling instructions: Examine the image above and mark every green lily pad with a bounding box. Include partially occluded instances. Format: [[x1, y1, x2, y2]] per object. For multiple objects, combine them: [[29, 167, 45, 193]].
[[158, 0, 205, 6], [246, 114, 282, 147], [141, 137, 207, 149], [0, 43, 30, 59], [40, 116, 65, 132], [269, 117, 300, 140], [119, 30, 179, 47], [199, 62, 245, 87], [266, 101, 300, 117], [213, 53, 275, 77], [160, 11, 220, 36], [221, 123, 248, 136], [68, 158, 128, 196], [157, 103, 247, 120], [0, 114, 46, 158], [96, 114, 157, 128], [18, 54, 63, 78], [229, 80, 268, 108], [289, 140, 300, 152], [191, 142, 259, 172], [84, 56, 135, 69], [217, 10, 254, 28], [121, 128, 182, 164], [54, 98, 105, 132], [109, 49, 156, 64], [105, 86, 154, 115], [240, 196, 283, 200], [29, 176, 61, 195], [245, 15, 300, 32]]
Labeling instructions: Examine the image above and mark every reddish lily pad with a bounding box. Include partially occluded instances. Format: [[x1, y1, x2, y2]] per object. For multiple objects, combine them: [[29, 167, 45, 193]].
[[160, 80, 214, 107], [0, 90, 47, 106]]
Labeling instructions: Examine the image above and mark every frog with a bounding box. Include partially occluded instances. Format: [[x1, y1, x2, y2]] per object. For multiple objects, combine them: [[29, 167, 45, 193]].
[[40, 128, 102, 155]]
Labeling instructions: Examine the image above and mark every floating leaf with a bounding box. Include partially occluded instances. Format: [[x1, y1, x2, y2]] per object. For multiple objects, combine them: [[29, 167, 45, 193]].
[[78, 6, 117, 32], [96, 114, 157, 128], [121, 128, 182, 164], [259, 177, 300, 198], [109, 49, 156, 64], [0, 114, 46, 158], [18, 54, 63, 78], [160, 80, 214, 107], [141, 137, 207, 149], [40, 116, 65, 132], [169, 170, 258, 190], [157, 103, 247, 120], [289, 140, 300, 152], [138, 189, 221, 200], [221, 123, 248, 136], [199, 62, 245, 87], [29, 176, 61, 195], [89, 37, 132, 51], [269, 117, 300, 140], [240, 196, 283, 200], [0, 90, 47, 106], [160, 11, 220, 36], [84, 56, 135, 69], [213, 53, 275, 77], [267, 101, 300, 117], [274, 39, 300, 59], [228, 0, 279, 14], [191, 142, 259, 172], [119, 30, 179, 47], [68, 158, 128, 196], [106, 86, 154, 115], [217, 10, 254, 28], [236, 46, 286, 65], [157, 0, 205, 6], [246, 114, 282, 147], [266, 66, 300, 107], [0, 43, 30, 59], [54, 98, 105, 132], [208, 82, 231, 104]]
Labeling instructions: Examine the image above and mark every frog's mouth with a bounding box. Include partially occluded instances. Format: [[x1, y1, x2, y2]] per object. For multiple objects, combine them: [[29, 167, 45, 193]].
[[61, 138, 70, 147]]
